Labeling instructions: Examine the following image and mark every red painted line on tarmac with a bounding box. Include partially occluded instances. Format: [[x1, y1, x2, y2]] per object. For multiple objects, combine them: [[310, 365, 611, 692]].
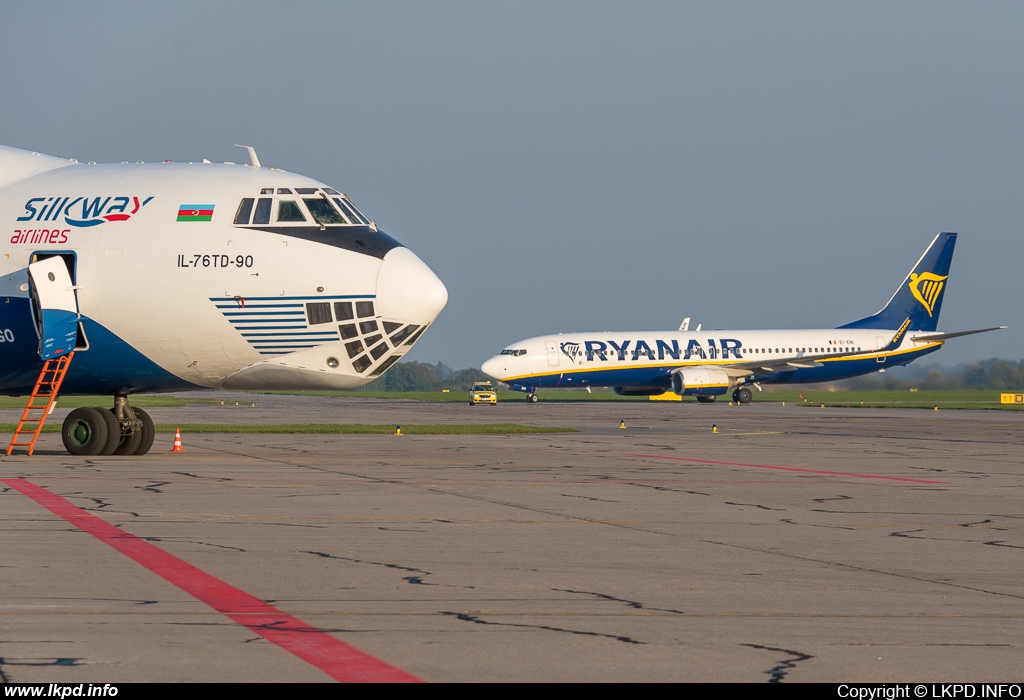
[[1, 478, 421, 683], [624, 455, 947, 484]]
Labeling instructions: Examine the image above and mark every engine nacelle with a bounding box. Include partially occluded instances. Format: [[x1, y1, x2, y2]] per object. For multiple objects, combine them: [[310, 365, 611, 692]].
[[670, 368, 731, 396], [613, 386, 666, 397]]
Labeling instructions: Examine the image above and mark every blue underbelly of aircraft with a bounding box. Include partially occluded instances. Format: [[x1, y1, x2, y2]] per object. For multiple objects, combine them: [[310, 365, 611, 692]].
[[514, 346, 943, 390], [0, 297, 195, 395]]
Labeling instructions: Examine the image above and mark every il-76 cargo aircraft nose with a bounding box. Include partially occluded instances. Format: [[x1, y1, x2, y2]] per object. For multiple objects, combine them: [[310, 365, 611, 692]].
[[376, 246, 448, 326]]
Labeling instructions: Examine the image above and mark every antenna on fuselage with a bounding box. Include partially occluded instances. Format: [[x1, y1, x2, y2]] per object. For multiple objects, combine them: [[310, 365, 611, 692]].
[[679, 317, 690, 331], [234, 144, 261, 168]]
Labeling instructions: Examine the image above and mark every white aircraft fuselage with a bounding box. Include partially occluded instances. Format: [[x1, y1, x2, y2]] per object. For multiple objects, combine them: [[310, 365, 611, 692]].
[[0, 145, 448, 396]]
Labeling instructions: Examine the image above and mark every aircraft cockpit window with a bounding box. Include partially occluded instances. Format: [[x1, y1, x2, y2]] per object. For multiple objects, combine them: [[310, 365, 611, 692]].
[[277, 188, 293, 194], [323, 188, 340, 195], [359, 320, 378, 334], [261, 188, 274, 194], [304, 198, 348, 225], [356, 301, 374, 318], [253, 198, 272, 224], [383, 321, 402, 334], [295, 187, 318, 194], [333, 198, 369, 225], [370, 343, 388, 360], [276, 200, 307, 223], [234, 198, 254, 225], [339, 323, 358, 339], [500, 349, 527, 356]]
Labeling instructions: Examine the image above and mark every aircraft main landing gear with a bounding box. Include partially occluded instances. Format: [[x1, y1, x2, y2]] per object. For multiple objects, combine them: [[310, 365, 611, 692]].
[[527, 392, 538, 403], [60, 395, 155, 456], [696, 395, 716, 404]]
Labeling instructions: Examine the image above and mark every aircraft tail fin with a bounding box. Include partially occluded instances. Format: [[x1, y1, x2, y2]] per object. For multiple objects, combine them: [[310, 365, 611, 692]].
[[839, 232, 957, 332]]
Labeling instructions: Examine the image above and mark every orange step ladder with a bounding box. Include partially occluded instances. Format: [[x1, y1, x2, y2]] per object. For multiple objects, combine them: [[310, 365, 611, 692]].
[[6, 352, 74, 456]]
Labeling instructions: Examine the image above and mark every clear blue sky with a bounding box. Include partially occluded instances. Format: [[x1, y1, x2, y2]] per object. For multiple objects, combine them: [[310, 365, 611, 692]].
[[3, 1, 1021, 369]]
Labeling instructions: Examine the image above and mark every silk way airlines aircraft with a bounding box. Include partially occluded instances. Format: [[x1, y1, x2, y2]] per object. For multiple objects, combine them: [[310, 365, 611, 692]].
[[0, 144, 447, 455], [482, 233, 1003, 404]]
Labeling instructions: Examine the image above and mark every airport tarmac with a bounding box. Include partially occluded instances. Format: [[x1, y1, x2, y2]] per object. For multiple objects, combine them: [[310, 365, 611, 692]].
[[2, 395, 1023, 683]]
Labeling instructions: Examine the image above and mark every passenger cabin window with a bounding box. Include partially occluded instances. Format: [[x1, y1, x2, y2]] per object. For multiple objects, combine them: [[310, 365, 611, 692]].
[[356, 301, 374, 318]]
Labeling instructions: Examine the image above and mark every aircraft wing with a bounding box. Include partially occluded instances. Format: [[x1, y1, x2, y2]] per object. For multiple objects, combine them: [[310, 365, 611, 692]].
[[677, 354, 828, 380], [910, 326, 1006, 342], [717, 356, 826, 378]]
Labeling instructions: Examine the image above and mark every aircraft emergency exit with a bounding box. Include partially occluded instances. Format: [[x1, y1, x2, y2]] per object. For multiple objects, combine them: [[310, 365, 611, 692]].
[[0, 144, 447, 455], [482, 233, 1003, 403]]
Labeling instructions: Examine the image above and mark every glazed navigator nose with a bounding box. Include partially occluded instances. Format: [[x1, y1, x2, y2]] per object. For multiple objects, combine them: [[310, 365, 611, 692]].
[[375, 247, 448, 325]]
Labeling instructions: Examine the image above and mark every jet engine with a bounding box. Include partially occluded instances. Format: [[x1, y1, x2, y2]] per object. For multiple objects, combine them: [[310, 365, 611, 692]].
[[670, 368, 731, 396]]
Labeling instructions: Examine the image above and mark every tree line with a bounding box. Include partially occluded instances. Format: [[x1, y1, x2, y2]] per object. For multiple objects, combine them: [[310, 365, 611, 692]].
[[841, 359, 1024, 391], [361, 361, 491, 392]]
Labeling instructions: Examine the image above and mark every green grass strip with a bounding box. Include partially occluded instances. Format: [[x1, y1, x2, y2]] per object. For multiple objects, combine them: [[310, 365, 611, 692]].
[[0, 423, 575, 435]]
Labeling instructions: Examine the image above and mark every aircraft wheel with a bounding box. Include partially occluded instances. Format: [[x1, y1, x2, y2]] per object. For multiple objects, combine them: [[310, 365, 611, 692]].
[[62, 407, 111, 456], [132, 408, 155, 455], [696, 395, 716, 404], [96, 408, 121, 456], [527, 394, 538, 403], [111, 409, 143, 456], [737, 388, 753, 404], [732, 389, 740, 402]]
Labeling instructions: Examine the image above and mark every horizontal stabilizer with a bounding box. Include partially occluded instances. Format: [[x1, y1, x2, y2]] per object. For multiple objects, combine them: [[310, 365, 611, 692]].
[[910, 326, 1006, 342]]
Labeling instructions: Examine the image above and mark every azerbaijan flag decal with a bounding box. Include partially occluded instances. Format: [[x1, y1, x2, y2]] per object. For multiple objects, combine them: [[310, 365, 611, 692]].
[[177, 204, 215, 222]]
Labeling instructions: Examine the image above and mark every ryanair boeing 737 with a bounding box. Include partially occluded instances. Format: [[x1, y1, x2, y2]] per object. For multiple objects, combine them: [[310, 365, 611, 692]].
[[0, 144, 447, 455], [482, 233, 1003, 403]]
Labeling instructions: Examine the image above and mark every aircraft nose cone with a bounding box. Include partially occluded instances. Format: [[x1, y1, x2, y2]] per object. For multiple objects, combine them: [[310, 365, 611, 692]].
[[376, 247, 448, 324], [481, 356, 504, 379]]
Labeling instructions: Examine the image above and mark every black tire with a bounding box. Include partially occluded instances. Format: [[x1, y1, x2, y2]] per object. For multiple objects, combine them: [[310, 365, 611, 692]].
[[696, 395, 717, 404], [62, 407, 110, 456], [96, 408, 121, 456], [732, 389, 740, 402], [737, 388, 753, 404], [133, 407, 155, 456], [111, 409, 143, 456], [527, 394, 538, 404]]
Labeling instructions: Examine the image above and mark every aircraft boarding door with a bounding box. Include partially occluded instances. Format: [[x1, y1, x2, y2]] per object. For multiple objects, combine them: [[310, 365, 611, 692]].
[[27, 256, 80, 361], [545, 340, 560, 367], [875, 336, 887, 363]]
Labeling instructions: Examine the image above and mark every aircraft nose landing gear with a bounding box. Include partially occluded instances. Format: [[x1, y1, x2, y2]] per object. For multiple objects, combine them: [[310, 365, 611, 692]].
[[60, 395, 155, 456]]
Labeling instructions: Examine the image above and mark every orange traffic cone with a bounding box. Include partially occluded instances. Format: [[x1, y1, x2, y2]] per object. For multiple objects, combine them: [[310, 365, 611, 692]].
[[171, 427, 184, 452]]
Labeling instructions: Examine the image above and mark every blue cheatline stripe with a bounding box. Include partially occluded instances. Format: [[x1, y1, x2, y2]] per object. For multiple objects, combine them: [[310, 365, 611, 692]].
[[253, 345, 317, 351], [241, 332, 338, 338], [210, 295, 375, 302], [214, 303, 305, 309], [231, 325, 308, 330], [222, 311, 305, 317]]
